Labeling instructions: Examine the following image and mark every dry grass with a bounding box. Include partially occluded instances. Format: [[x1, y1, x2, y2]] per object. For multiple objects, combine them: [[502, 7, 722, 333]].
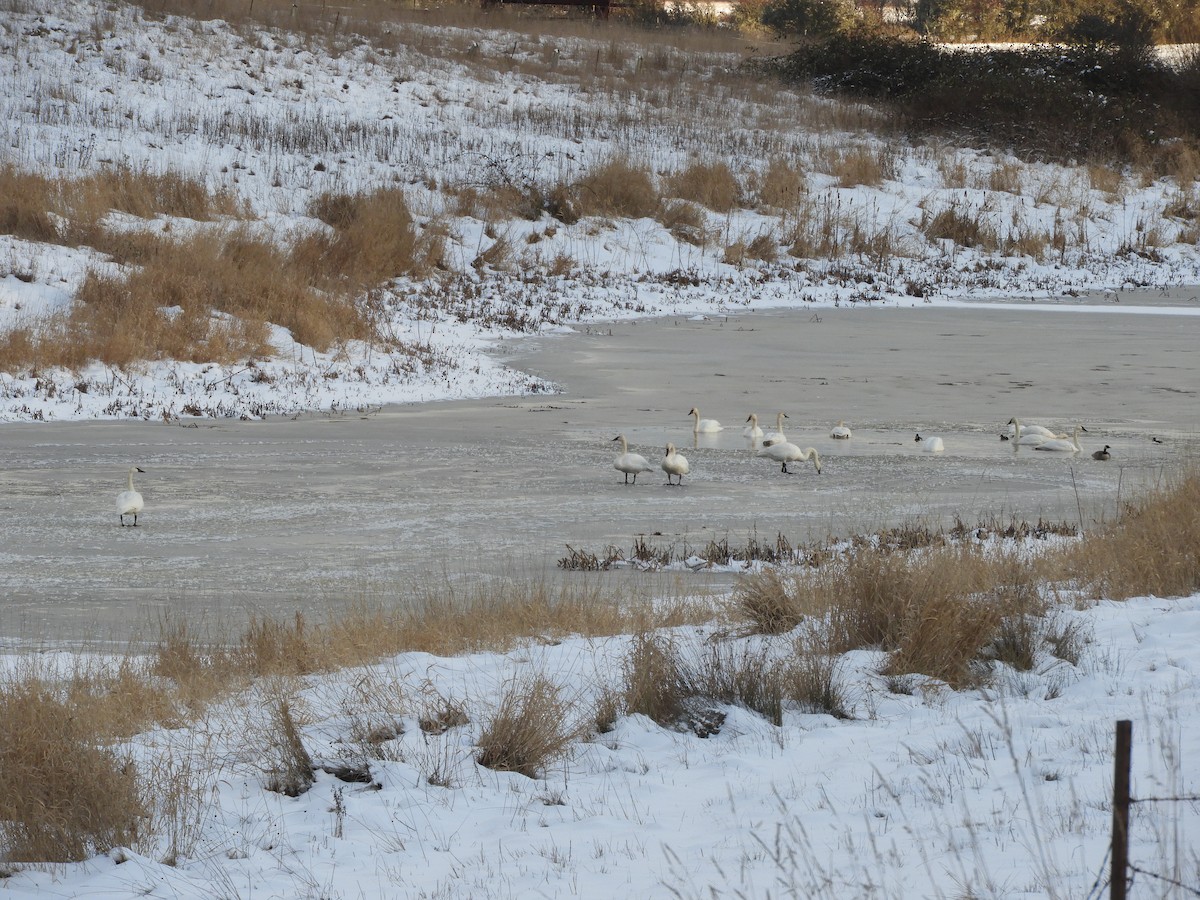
[[1065, 468, 1200, 600], [621, 632, 697, 727], [827, 145, 895, 188], [657, 199, 711, 245], [922, 202, 1000, 251], [570, 157, 660, 220], [666, 161, 742, 213], [734, 568, 804, 634], [0, 163, 243, 249], [295, 186, 418, 288], [260, 690, 316, 797], [0, 677, 146, 862], [475, 674, 580, 777], [756, 157, 807, 210]]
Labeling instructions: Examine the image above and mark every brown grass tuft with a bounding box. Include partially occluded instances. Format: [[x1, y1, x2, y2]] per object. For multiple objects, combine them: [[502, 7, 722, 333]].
[[922, 202, 999, 250], [756, 157, 807, 210], [1065, 469, 1200, 600], [666, 161, 741, 213], [734, 568, 804, 634], [0, 679, 146, 862], [475, 675, 579, 778], [571, 158, 660, 220], [261, 692, 315, 797]]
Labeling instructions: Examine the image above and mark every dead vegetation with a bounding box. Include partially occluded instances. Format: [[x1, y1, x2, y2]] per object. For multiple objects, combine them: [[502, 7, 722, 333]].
[[0, 470, 1197, 861]]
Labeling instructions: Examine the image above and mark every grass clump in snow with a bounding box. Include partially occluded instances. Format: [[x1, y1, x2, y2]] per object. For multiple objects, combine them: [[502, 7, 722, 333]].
[[0, 676, 146, 863], [476, 674, 580, 778], [1066, 467, 1200, 600]]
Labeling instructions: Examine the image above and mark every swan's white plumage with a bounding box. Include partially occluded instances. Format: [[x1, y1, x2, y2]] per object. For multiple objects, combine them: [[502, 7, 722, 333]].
[[1006, 418, 1057, 438], [1008, 417, 1064, 446], [757, 441, 821, 474], [612, 435, 654, 484], [688, 407, 723, 433], [915, 434, 944, 453], [1034, 425, 1087, 453], [761, 412, 789, 446], [662, 443, 690, 484], [830, 420, 852, 440], [116, 466, 145, 526], [743, 414, 764, 439]]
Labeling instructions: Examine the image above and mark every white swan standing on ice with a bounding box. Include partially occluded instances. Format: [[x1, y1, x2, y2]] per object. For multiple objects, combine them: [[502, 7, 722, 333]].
[[662, 443, 690, 485], [757, 441, 821, 475], [743, 414, 764, 440], [1034, 425, 1087, 453], [830, 420, 852, 440], [116, 466, 146, 526], [915, 434, 944, 453], [612, 435, 654, 484], [688, 407, 723, 434], [761, 412, 789, 446]]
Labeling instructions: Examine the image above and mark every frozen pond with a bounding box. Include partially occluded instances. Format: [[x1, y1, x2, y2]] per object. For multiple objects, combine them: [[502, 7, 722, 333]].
[[2, 299, 1198, 644]]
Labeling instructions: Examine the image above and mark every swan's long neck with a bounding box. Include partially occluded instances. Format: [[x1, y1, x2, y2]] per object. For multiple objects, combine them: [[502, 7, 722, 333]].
[[748, 414, 758, 426], [776, 413, 785, 431], [691, 410, 700, 432], [1071, 426, 1081, 450], [617, 436, 628, 453], [1010, 418, 1021, 440], [127, 468, 136, 491]]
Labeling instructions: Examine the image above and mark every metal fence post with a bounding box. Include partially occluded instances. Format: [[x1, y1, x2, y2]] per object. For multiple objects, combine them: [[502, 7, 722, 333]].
[[1111, 719, 1132, 900]]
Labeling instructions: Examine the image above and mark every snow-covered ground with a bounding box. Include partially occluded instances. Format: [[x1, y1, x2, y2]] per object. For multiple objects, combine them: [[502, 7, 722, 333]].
[[2, 590, 1197, 898], [1, 0, 1198, 421]]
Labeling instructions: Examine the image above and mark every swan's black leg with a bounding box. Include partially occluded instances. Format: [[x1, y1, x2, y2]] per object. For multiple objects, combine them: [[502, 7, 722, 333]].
[[119, 514, 125, 527], [133, 514, 138, 526]]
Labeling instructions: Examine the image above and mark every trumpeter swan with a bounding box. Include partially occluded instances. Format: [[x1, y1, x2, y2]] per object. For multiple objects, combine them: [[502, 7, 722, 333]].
[[1007, 417, 1064, 447], [612, 435, 654, 484], [116, 466, 146, 527], [1092, 445, 1112, 461], [915, 434, 944, 453], [761, 412, 789, 446], [1006, 418, 1057, 438], [688, 407, 723, 433], [830, 420, 852, 440], [757, 441, 821, 475], [1034, 425, 1087, 453], [662, 443, 690, 485], [743, 414, 764, 440]]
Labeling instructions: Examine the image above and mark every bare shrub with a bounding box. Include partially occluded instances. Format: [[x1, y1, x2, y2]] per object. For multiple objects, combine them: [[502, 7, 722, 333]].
[[734, 568, 803, 634], [572, 158, 660, 219], [476, 675, 579, 778], [0, 680, 145, 862], [756, 157, 806, 210], [666, 160, 741, 213]]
